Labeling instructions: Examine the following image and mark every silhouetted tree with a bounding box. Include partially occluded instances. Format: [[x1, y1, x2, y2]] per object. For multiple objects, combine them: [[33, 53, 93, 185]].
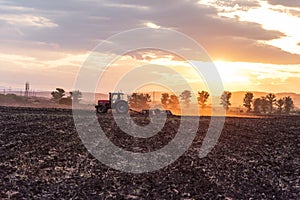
[[169, 94, 180, 110], [161, 93, 170, 109], [51, 88, 65, 102], [275, 98, 284, 114], [283, 96, 294, 114], [129, 92, 151, 110], [197, 90, 210, 108], [266, 93, 276, 113], [180, 90, 192, 108], [253, 98, 261, 113], [253, 97, 268, 114], [70, 90, 82, 104], [243, 92, 254, 112], [220, 91, 232, 110], [260, 96, 269, 113]]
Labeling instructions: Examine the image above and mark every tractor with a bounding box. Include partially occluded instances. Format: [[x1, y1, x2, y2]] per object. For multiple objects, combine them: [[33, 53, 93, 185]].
[[95, 92, 129, 114]]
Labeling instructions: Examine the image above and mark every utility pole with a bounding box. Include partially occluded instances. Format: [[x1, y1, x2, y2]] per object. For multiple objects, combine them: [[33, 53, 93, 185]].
[[25, 82, 29, 98]]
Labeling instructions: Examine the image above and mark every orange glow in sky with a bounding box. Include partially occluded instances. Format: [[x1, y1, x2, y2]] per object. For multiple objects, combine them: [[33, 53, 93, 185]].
[[0, 0, 299, 94]]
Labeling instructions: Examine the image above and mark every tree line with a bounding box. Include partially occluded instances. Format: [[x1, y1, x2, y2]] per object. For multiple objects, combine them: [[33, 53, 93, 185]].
[[50, 88, 295, 114], [243, 92, 294, 114], [129, 90, 212, 111], [129, 90, 196, 111], [129, 90, 295, 115]]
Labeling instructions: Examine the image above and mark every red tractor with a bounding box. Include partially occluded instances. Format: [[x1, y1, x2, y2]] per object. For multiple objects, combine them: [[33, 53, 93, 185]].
[[95, 92, 129, 114]]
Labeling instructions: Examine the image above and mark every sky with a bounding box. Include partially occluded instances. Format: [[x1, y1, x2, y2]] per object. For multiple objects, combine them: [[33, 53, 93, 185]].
[[0, 0, 300, 94]]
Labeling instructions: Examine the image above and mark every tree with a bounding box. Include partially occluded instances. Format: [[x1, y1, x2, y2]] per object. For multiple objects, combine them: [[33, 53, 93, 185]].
[[260, 96, 269, 113], [70, 90, 82, 104], [243, 92, 254, 112], [161, 93, 170, 109], [266, 93, 276, 113], [160, 93, 180, 110], [169, 94, 180, 110], [275, 98, 284, 114], [51, 88, 65, 102], [129, 92, 151, 110], [197, 90, 210, 108], [253, 98, 261, 113], [220, 91, 232, 110], [180, 90, 192, 107], [283, 96, 294, 114], [253, 97, 268, 114]]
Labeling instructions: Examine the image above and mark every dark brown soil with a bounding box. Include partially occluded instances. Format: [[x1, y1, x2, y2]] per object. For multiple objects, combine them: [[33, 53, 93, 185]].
[[0, 106, 299, 199]]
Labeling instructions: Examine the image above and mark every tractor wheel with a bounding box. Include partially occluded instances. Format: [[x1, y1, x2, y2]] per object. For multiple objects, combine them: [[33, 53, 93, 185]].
[[115, 101, 129, 114], [97, 105, 108, 113]]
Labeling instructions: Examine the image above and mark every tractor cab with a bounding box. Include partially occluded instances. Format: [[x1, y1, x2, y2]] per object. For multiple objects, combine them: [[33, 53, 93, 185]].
[[110, 92, 125, 105]]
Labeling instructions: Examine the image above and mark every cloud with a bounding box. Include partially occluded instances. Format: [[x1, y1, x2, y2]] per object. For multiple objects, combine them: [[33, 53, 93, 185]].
[[0, 24, 25, 40], [0, 51, 87, 71], [202, 36, 300, 64], [201, 0, 300, 59], [266, 0, 300, 7], [0, 50, 86, 91], [0, 14, 58, 27], [254, 76, 300, 93], [0, 4, 34, 11], [144, 22, 161, 29], [1, 0, 300, 92], [103, 2, 149, 10], [0, 0, 287, 54]]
